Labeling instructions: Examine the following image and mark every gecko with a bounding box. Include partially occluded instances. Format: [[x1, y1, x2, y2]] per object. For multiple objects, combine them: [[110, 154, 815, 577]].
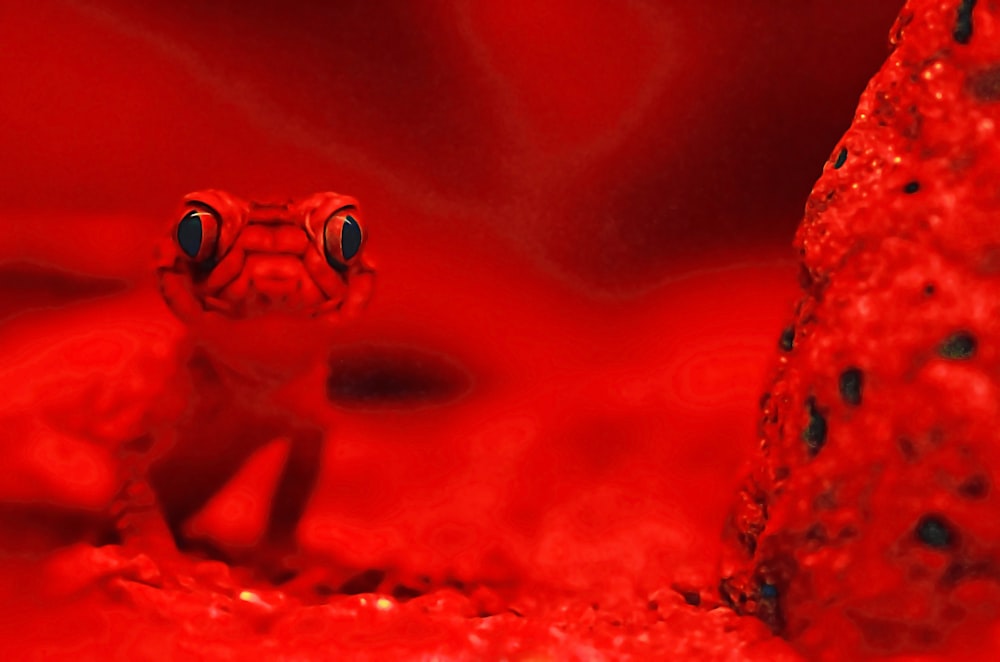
[[118, 189, 375, 578]]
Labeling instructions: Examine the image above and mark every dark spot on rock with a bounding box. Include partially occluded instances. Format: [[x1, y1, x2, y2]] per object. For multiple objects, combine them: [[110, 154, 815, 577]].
[[967, 65, 1000, 102], [803, 397, 827, 455], [779, 326, 795, 352], [902, 104, 923, 139], [327, 345, 472, 410], [916, 514, 957, 549], [774, 466, 790, 481], [958, 474, 990, 499], [838, 367, 864, 406], [903, 181, 920, 194], [954, 0, 977, 45], [339, 568, 386, 595], [898, 437, 917, 460], [813, 489, 837, 511], [751, 564, 790, 633], [391, 584, 424, 601], [805, 523, 828, 546], [923, 283, 936, 296], [798, 264, 813, 289], [833, 146, 848, 169], [873, 90, 896, 125], [939, 332, 977, 360], [269, 568, 299, 586], [849, 612, 909, 650], [681, 591, 701, 607], [647, 599, 658, 611], [718, 578, 745, 612], [839, 526, 860, 541], [891, 11, 914, 46], [717, 587, 735, 610], [911, 626, 942, 646]]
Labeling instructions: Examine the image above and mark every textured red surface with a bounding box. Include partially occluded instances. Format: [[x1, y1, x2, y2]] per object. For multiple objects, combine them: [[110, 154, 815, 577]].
[[0, 1, 907, 659], [723, 0, 1000, 659]]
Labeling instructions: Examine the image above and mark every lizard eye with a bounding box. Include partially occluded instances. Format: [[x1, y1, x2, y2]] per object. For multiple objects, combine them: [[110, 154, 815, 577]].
[[324, 211, 363, 271], [177, 207, 219, 261]]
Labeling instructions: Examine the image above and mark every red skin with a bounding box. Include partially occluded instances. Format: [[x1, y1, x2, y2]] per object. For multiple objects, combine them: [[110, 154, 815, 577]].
[[0, 1, 911, 658], [722, 1, 1000, 659], [120, 190, 375, 572]]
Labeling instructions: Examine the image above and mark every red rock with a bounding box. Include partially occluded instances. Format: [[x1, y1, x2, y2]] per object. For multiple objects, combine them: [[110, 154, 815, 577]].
[[722, 1, 1000, 659]]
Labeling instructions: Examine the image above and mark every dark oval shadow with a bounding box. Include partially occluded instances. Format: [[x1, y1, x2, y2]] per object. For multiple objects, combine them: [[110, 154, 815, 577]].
[[326, 345, 472, 410], [0, 261, 127, 322]]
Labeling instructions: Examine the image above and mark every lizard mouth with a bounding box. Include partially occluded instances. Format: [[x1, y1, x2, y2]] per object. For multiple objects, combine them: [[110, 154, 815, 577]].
[[248, 275, 304, 307]]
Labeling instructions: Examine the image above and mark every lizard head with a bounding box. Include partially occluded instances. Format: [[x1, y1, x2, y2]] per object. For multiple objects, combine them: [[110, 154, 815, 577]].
[[156, 190, 376, 368]]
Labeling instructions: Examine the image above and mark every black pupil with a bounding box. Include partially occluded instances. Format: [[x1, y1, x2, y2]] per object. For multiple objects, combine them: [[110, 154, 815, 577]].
[[833, 147, 848, 169], [342, 215, 362, 261], [178, 211, 203, 258]]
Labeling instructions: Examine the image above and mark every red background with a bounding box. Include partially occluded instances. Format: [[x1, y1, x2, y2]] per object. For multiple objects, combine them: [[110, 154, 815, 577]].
[[0, 0, 903, 657]]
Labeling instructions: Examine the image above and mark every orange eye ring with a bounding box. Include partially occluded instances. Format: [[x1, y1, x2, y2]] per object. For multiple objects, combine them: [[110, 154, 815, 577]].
[[323, 210, 364, 272]]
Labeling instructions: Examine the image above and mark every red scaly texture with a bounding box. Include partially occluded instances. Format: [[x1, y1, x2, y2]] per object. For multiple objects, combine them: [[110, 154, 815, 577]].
[[722, 0, 1000, 659]]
